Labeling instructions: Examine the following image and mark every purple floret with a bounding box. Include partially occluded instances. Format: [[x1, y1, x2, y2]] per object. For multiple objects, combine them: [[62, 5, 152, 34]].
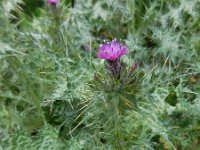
[[97, 39, 128, 61], [48, 0, 59, 5]]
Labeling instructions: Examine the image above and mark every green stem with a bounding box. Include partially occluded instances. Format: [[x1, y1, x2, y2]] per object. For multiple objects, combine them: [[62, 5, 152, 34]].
[[113, 96, 125, 150]]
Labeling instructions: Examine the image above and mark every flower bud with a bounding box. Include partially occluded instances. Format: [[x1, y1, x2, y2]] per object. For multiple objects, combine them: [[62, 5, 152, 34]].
[[129, 64, 137, 75]]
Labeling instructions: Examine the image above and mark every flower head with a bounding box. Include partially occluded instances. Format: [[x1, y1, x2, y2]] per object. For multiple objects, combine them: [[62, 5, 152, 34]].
[[97, 39, 128, 61], [48, 0, 59, 5]]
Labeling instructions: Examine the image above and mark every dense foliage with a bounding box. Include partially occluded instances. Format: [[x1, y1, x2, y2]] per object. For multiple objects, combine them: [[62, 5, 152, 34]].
[[0, 0, 200, 149]]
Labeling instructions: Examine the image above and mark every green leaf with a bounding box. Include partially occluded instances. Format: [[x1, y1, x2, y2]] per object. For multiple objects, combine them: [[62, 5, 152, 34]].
[[164, 90, 178, 106]]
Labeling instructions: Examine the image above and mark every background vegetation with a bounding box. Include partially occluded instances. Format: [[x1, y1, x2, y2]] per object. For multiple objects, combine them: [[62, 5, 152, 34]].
[[0, 0, 200, 149]]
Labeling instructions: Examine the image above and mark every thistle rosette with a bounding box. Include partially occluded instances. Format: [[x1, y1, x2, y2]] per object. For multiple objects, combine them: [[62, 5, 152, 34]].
[[97, 39, 128, 78]]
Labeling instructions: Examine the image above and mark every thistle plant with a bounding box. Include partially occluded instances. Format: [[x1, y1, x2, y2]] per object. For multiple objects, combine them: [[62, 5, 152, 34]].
[[1, 0, 200, 149], [47, 0, 60, 35], [46, 0, 66, 56], [85, 39, 143, 149]]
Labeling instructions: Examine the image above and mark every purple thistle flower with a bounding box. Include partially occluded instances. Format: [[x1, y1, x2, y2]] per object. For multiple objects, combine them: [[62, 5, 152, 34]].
[[97, 39, 128, 78], [48, 0, 59, 5], [97, 39, 128, 61]]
